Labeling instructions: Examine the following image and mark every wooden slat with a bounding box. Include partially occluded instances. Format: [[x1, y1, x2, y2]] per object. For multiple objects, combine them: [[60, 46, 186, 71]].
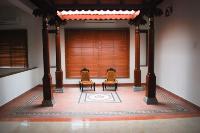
[[0, 30, 28, 67], [65, 29, 129, 78]]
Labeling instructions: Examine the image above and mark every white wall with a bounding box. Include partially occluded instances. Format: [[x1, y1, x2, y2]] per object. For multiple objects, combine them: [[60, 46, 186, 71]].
[[0, 68, 40, 106], [155, 0, 200, 106], [49, 20, 148, 84], [140, 32, 147, 66], [0, 2, 43, 106], [0, 5, 44, 83]]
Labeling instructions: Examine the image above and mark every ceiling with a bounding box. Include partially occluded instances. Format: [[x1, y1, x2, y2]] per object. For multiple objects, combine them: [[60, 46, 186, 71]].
[[54, 0, 144, 5], [30, 0, 146, 11], [30, 0, 164, 21]]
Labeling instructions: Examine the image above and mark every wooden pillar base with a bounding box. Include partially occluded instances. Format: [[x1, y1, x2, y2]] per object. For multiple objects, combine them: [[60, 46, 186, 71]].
[[133, 86, 144, 91], [134, 69, 141, 87], [145, 73, 158, 104], [54, 87, 64, 93], [42, 75, 54, 107], [55, 70, 64, 93], [42, 98, 55, 107], [144, 96, 158, 105], [146, 73, 156, 97]]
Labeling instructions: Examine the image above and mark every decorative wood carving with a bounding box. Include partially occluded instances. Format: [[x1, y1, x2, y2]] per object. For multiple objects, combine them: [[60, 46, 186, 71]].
[[31, 0, 56, 16]]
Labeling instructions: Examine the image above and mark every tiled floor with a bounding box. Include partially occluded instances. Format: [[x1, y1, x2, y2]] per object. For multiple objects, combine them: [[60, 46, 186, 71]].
[[0, 117, 200, 133], [0, 86, 199, 121]]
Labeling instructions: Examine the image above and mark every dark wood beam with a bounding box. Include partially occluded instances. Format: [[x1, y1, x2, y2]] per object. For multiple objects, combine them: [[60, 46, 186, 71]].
[[30, 0, 55, 9], [31, 0, 56, 15]]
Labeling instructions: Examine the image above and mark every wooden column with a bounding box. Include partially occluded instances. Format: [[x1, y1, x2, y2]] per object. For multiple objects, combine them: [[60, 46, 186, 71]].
[[55, 24, 64, 93], [42, 16, 54, 106], [134, 26, 141, 86], [144, 17, 158, 104]]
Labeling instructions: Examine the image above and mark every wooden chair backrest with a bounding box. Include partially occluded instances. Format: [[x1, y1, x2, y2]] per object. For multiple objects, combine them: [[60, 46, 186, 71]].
[[106, 68, 116, 81], [80, 68, 90, 81]]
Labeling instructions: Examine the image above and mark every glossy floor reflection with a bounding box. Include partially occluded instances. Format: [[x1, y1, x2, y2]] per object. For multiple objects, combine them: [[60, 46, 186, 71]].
[[0, 117, 200, 133]]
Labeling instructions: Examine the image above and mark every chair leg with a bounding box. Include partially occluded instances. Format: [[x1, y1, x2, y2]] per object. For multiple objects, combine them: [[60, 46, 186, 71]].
[[102, 83, 104, 91], [115, 83, 117, 91], [93, 83, 95, 91], [81, 84, 83, 92], [79, 83, 81, 91]]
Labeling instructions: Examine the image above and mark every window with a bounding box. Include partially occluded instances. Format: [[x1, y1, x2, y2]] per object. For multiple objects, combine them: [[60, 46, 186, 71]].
[[65, 29, 130, 78], [0, 30, 28, 67]]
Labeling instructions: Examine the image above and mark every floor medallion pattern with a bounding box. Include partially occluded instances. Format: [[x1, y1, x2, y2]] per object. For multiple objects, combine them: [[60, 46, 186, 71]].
[[79, 92, 121, 103]]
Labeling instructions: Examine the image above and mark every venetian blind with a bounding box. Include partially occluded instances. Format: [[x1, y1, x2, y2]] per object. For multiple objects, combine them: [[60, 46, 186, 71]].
[[65, 29, 129, 78], [0, 30, 28, 67]]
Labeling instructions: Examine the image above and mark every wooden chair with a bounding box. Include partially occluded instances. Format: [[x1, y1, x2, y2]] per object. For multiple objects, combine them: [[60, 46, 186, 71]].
[[79, 68, 95, 92], [102, 68, 118, 91]]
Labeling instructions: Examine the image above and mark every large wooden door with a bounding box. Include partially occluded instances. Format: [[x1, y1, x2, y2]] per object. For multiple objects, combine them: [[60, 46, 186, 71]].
[[65, 29, 129, 78]]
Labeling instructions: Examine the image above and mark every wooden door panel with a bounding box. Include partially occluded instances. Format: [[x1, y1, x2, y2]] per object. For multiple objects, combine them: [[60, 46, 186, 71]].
[[67, 48, 81, 56], [82, 61, 98, 68], [100, 48, 114, 56], [101, 41, 114, 46], [114, 60, 128, 65], [67, 56, 83, 64], [67, 72, 81, 78], [65, 29, 129, 78], [81, 41, 94, 48], [81, 48, 94, 56], [99, 60, 114, 66]]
